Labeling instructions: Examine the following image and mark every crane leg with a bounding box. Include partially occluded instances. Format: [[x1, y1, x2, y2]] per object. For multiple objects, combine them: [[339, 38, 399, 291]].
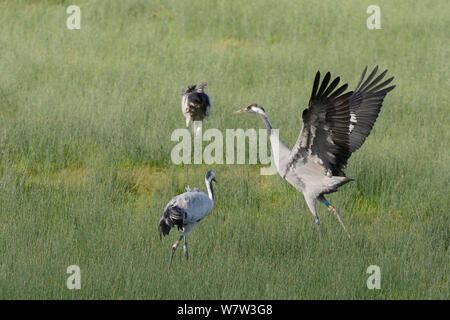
[[320, 196, 351, 239], [304, 195, 321, 238], [183, 236, 189, 261], [314, 216, 321, 238], [185, 117, 191, 129], [168, 234, 184, 271], [331, 207, 351, 239], [193, 121, 202, 137], [312, 215, 322, 241]]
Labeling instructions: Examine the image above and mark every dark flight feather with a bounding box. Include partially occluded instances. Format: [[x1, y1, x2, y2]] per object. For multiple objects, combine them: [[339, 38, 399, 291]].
[[289, 66, 395, 177], [158, 204, 186, 239]]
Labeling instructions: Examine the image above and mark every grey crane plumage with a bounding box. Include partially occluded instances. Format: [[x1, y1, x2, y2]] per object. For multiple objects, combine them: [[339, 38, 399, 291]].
[[180, 83, 211, 136], [159, 170, 216, 270], [235, 66, 395, 238]]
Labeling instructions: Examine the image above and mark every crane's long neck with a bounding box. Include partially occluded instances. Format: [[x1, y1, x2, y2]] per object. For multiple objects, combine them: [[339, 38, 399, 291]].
[[257, 113, 273, 135], [257, 112, 290, 175], [205, 179, 214, 202]]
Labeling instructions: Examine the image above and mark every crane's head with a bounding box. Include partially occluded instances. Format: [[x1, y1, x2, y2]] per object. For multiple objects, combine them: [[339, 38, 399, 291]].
[[205, 170, 217, 183], [234, 104, 266, 116]]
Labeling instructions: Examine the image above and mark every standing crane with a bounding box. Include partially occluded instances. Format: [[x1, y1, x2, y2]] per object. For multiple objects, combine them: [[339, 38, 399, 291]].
[[235, 66, 395, 238], [180, 83, 211, 136], [159, 170, 216, 270]]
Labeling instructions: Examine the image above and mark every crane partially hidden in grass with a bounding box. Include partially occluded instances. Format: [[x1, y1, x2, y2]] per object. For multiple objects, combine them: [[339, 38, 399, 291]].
[[159, 170, 216, 270], [235, 66, 395, 238]]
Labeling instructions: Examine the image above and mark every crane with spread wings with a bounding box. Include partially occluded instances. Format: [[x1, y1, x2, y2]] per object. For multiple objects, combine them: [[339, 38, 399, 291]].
[[235, 66, 395, 238]]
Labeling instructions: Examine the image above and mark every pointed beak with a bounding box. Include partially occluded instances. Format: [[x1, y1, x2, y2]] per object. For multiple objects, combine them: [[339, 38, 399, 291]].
[[234, 108, 247, 115], [212, 177, 217, 183]]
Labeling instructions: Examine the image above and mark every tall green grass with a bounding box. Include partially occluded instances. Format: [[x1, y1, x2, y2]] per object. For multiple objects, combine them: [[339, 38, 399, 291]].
[[0, 0, 448, 299]]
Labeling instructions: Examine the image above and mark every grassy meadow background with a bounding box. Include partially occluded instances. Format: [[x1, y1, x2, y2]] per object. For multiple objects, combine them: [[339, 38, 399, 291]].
[[0, 0, 448, 299]]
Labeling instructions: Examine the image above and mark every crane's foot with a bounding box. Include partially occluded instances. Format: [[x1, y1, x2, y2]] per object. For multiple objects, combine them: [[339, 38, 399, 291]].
[[326, 202, 351, 239], [168, 244, 178, 271], [183, 237, 189, 261], [314, 217, 322, 240], [183, 244, 189, 261]]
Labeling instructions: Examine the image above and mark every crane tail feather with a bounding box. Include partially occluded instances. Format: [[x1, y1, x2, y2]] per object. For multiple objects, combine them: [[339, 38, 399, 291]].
[[322, 176, 354, 195], [158, 205, 185, 238]]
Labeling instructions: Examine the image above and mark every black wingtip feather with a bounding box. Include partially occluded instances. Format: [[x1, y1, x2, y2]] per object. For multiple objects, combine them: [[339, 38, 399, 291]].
[[363, 69, 388, 92], [367, 76, 394, 93], [328, 83, 348, 100], [355, 66, 368, 91], [311, 71, 321, 101], [348, 67, 395, 153], [311, 71, 349, 102], [322, 76, 340, 98], [317, 72, 331, 98], [359, 66, 379, 91]]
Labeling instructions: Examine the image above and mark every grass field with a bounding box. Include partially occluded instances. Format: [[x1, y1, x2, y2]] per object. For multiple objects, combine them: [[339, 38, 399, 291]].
[[0, 0, 448, 299]]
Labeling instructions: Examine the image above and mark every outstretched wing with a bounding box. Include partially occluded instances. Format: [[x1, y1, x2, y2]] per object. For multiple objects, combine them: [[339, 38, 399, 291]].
[[348, 66, 395, 152], [286, 71, 352, 177], [285, 66, 395, 177]]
